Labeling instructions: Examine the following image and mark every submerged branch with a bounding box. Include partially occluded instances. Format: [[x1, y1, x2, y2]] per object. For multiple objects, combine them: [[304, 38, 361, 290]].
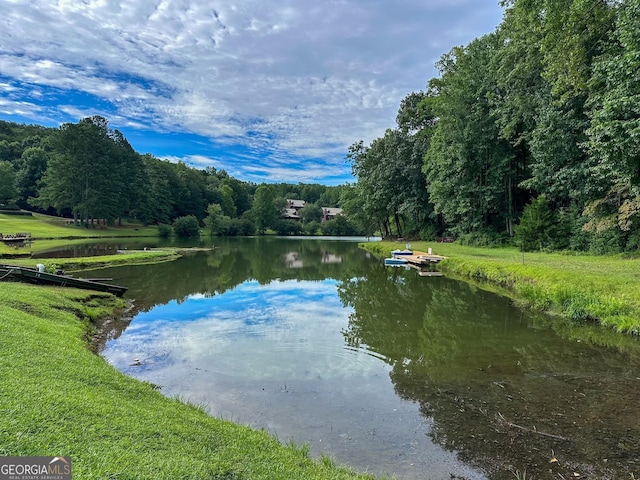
[[495, 412, 570, 441]]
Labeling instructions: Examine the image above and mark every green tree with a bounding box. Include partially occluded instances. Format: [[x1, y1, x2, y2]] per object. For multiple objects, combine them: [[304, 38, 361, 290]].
[[0, 161, 17, 205], [523, 102, 593, 205], [15, 146, 49, 208], [136, 155, 175, 225], [347, 141, 392, 237], [299, 203, 323, 224], [514, 195, 557, 251], [303, 220, 322, 235], [32, 116, 116, 225], [173, 215, 201, 238], [339, 183, 378, 237], [425, 34, 521, 236], [252, 184, 280, 233], [109, 130, 146, 223], [274, 219, 303, 235], [587, 0, 640, 189], [317, 187, 342, 208], [537, 0, 616, 102], [204, 203, 231, 236], [157, 223, 172, 238], [321, 215, 360, 236], [300, 184, 326, 203], [218, 184, 237, 217], [223, 177, 250, 216], [173, 163, 207, 221]]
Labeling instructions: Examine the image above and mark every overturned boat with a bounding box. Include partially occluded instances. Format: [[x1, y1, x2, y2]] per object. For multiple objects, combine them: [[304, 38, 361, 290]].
[[0, 264, 128, 297]]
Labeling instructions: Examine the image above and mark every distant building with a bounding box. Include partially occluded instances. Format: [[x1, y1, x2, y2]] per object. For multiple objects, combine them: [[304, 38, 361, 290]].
[[284, 199, 306, 220], [322, 208, 343, 222], [284, 208, 301, 220], [287, 199, 306, 210], [283, 200, 344, 222]]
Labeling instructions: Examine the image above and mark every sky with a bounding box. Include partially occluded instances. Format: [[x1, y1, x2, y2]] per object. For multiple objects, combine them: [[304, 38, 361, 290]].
[[0, 1, 504, 185]]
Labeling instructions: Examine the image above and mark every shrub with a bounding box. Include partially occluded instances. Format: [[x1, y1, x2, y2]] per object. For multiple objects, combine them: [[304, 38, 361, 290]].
[[321, 216, 361, 236], [157, 223, 172, 238], [0, 203, 20, 211], [588, 228, 625, 255], [274, 220, 303, 236], [172, 215, 201, 238], [459, 230, 509, 247], [419, 224, 438, 241], [239, 218, 256, 236], [224, 218, 254, 236], [303, 220, 322, 236], [514, 195, 556, 251]]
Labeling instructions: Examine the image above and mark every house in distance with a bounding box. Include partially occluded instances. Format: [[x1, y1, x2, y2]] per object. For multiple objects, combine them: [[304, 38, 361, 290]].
[[284, 199, 343, 222]]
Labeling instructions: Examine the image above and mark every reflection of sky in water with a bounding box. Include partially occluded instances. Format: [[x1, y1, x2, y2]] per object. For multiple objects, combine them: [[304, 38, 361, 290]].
[[106, 280, 383, 380], [103, 279, 486, 480]]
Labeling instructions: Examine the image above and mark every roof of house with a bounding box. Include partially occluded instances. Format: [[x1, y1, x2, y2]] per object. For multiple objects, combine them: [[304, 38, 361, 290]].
[[323, 208, 343, 216], [287, 199, 306, 209], [284, 208, 300, 219]]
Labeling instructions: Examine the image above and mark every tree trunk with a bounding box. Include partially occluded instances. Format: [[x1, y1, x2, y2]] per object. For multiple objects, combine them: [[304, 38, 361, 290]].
[[394, 213, 402, 238]]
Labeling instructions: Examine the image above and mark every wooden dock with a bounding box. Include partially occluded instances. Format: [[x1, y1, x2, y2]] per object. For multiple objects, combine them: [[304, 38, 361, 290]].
[[0, 232, 32, 244], [396, 250, 446, 266], [400, 262, 444, 276]]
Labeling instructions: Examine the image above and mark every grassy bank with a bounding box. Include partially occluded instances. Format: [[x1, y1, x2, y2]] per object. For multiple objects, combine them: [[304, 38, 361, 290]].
[[0, 212, 159, 259], [0, 212, 158, 240], [364, 240, 640, 335], [0, 283, 373, 479], [6, 249, 183, 272]]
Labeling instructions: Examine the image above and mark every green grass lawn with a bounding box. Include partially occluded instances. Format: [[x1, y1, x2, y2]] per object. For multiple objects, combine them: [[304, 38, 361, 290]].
[[0, 283, 374, 480], [0, 213, 158, 239], [0, 213, 160, 258], [365, 240, 640, 335]]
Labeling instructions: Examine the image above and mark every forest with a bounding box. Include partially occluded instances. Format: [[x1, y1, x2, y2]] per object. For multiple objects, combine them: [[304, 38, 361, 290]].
[[0, 117, 360, 237], [345, 0, 640, 253], [2, 0, 639, 250]]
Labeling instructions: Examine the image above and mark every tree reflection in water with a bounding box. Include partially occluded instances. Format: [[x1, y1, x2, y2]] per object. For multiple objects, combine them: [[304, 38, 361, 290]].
[[339, 267, 640, 479]]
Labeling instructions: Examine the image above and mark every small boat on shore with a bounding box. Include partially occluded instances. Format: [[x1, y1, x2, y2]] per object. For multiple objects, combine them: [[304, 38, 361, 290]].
[[0, 264, 128, 297], [384, 257, 408, 266], [391, 249, 413, 256]]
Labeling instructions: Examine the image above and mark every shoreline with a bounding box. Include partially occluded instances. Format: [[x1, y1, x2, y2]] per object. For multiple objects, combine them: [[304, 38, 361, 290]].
[[0, 251, 372, 480], [3, 228, 639, 478], [361, 240, 640, 339]]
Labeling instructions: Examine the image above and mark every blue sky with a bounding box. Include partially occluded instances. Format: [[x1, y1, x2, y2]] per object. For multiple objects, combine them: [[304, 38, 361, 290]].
[[0, 1, 504, 185]]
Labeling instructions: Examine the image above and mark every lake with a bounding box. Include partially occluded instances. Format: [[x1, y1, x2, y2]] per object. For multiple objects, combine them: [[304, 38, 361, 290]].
[[91, 237, 639, 479]]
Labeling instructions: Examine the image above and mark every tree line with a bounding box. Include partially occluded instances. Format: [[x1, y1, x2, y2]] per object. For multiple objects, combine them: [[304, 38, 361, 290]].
[[0, 117, 363, 236], [345, 0, 640, 253]]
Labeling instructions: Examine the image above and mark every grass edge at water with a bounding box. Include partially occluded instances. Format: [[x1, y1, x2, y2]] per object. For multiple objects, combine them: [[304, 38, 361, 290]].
[[0, 282, 375, 480], [362, 240, 640, 336]]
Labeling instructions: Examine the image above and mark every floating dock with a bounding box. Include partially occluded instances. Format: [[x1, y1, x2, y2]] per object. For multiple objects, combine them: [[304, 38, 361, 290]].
[[397, 250, 446, 266], [384, 250, 445, 276]]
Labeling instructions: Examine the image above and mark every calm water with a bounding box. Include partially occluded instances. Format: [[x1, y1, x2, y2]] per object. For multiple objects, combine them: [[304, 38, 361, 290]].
[[96, 238, 640, 480]]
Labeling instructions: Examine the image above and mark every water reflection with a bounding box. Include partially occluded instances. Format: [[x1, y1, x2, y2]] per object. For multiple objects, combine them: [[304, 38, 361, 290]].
[[100, 238, 640, 479], [104, 277, 485, 480], [339, 265, 640, 479]]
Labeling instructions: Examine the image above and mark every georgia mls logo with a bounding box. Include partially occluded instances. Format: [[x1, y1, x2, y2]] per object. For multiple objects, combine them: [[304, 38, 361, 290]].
[[49, 457, 70, 472], [0, 456, 72, 480]]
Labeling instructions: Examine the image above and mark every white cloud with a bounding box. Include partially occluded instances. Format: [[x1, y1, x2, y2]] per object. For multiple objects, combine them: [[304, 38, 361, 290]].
[[0, 0, 503, 182]]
